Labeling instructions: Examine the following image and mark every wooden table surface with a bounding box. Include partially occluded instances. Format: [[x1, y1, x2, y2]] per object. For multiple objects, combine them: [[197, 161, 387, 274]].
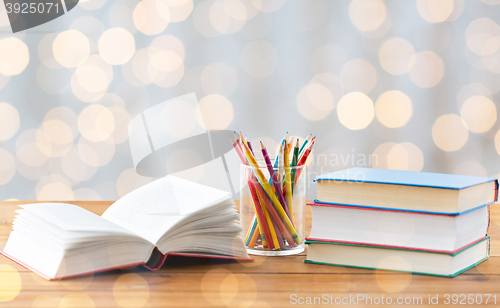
[[1, 201, 499, 308]]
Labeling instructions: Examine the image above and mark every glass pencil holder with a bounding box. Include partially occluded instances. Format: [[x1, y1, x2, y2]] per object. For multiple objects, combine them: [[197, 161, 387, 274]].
[[240, 161, 306, 256]]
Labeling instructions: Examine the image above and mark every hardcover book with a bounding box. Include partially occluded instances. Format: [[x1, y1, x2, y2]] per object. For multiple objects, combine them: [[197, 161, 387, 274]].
[[305, 237, 490, 277], [307, 201, 490, 253], [314, 168, 498, 214], [1, 176, 251, 280]]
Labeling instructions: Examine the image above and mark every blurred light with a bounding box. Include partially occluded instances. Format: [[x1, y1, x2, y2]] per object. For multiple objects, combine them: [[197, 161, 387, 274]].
[[379, 38, 415, 75], [311, 44, 347, 75], [79, 104, 115, 142], [408, 51, 444, 88], [310, 72, 345, 105], [160, 98, 197, 138], [196, 94, 234, 130], [0, 102, 20, 141], [414, 22, 450, 53], [416, 0, 454, 23], [340, 59, 377, 94], [62, 147, 98, 182], [133, 0, 170, 35], [70, 16, 105, 52], [460, 95, 497, 133], [290, 0, 327, 31], [163, 0, 193, 22], [372, 142, 396, 168], [108, 106, 131, 144], [38, 33, 63, 69], [432, 114, 469, 152], [36, 63, 71, 95], [43, 121, 74, 147], [113, 274, 149, 308], [71, 55, 113, 102], [36, 175, 74, 201], [79, 0, 107, 10], [482, 0, 500, 4], [465, 18, 500, 56], [454, 160, 488, 177], [209, 1, 231, 33], [375, 90, 413, 128], [59, 294, 95, 308], [238, 10, 272, 40], [147, 50, 184, 85], [348, 0, 386, 32], [44, 107, 79, 137], [241, 40, 277, 78], [495, 129, 500, 155], [200, 62, 238, 96], [78, 137, 116, 167], [150, 35, 185, 60], [73, 188, 102, 201], [0, 4, 9, 27], [116, 168, 152, 197], [98, 27, 136, 65], [375, 256, 412, 293], [32, 295, 62, 307], [456, 83, 492, 109], [296, 83, 334, 121], [36, 107, 78, 159], [0, 265, 21, 301], [193, 0, 221, 37], [108, 0, 137, 33], [16, 130, 50, 167], [52, 30, 89, 68], [130, 48, 152, 85], [255, 0, 284, 12], [0, 149, 15, 185], [387, 143, 424, 171], [76, 65, 109, 93], [208, 0, 245, 35], [337, 92, 374, 130], [0, 37, 29, 76], [0, 74, 9, 90]]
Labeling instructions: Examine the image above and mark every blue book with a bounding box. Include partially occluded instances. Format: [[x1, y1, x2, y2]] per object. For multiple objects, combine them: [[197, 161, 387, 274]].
[[314, 168, 498, 215]]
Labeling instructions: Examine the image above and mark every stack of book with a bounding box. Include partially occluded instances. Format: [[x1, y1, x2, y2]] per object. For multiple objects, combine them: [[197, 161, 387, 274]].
[[305, 167, 498, 277]]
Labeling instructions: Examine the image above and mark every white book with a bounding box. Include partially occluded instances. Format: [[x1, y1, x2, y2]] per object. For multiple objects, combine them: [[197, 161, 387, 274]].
[[2, 176, 250, 280], [308, 203, 489, 253]]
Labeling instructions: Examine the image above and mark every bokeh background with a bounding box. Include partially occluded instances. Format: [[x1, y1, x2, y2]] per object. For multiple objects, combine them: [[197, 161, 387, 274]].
[[0, 0, 499, 201]]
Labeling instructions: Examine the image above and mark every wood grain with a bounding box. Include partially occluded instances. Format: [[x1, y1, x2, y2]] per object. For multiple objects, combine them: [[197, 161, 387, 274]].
[[0, 201, 499, 308]]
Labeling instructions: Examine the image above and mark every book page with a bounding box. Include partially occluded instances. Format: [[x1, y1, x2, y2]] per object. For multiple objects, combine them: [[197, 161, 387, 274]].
[[19, 203, 134, 234], [101, 175, 231, 244]]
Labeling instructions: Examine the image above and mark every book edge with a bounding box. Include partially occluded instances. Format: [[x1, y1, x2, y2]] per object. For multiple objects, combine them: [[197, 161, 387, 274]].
[[304, 236, 490, 256], [310, 200, 494, 216], [313, 169, 498, 191], [303, 255, 489, 278]]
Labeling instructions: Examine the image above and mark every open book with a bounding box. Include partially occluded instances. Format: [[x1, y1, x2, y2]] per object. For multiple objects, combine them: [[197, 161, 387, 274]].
[[1, 176, 251, 280]]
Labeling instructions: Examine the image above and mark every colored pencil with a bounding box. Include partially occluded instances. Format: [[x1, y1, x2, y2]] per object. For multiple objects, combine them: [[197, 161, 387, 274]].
[[283, 142, 294, 220], [261, 142, 290, 219], [242, 142, 300, 244]]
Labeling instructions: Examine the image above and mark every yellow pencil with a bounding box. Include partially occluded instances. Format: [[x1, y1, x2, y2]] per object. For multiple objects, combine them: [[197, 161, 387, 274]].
[[242, 142, 300, 244], [248, 225, 260, 247], [284, 142, 293, 219]]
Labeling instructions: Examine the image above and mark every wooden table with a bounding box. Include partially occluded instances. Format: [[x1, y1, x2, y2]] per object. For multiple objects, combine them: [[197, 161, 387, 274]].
[[1, 201, 499, 307]]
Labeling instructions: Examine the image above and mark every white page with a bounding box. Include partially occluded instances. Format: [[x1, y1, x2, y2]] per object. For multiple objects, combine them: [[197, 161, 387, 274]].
[[101, 175, 231, 244], [19, 203, 134, 235]]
